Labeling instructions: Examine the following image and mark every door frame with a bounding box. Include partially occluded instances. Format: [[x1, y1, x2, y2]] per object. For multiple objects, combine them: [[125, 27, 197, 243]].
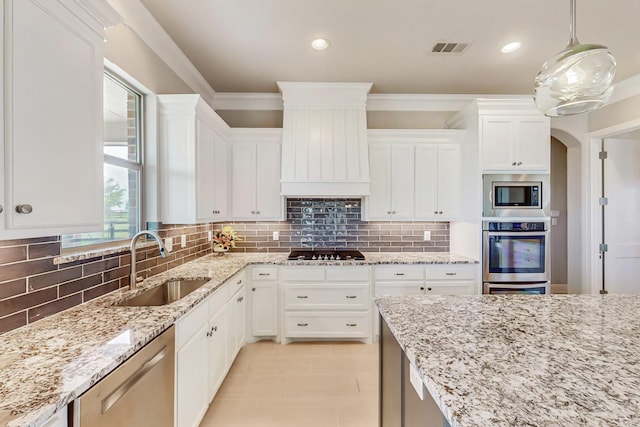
[[587, 117, 640, 294]]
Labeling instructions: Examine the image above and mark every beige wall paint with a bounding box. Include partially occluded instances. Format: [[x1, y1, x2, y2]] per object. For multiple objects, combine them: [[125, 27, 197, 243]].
[[550, 138, 568, 284], [588, 93, 640, 133], [105, 24, 194, 95]]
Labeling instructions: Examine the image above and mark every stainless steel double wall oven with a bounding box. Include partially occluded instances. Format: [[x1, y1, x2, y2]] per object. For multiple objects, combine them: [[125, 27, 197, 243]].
[[482, 174, 551, 294]]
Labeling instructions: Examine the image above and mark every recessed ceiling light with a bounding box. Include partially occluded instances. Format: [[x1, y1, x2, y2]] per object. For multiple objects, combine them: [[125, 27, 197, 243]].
[[501, 42, 521, 53], [311, 38, 329, 50]]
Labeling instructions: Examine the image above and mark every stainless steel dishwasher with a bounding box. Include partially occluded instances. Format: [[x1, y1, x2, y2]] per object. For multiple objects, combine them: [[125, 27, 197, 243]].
[[73, 326, 175, 427]]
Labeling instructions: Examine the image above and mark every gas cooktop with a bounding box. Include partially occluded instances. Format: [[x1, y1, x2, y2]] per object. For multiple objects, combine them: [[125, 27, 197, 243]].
[[287, 249, 365, 261]]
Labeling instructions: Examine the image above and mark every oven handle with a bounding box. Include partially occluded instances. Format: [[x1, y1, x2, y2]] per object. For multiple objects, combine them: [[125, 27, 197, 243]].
[[485, 231, 547, 237]]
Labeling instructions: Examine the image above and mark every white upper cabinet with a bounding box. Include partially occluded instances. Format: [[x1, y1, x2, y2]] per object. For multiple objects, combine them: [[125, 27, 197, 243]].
[[366, 130, 463, 221], [229, 129, 283, 220], [478, 101, 550, 173], [414, 144, 461, 220], [368, 143, 415, 220], [0, 0, 120, 239], [158, 95, 230, 224]]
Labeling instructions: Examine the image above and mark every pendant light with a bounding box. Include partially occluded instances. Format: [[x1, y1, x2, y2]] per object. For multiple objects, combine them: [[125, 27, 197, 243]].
[[533, 0, 616, 117]]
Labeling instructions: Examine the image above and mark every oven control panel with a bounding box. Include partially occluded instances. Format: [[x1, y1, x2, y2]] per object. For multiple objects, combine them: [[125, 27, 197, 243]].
[[485, 221, 547, 231]]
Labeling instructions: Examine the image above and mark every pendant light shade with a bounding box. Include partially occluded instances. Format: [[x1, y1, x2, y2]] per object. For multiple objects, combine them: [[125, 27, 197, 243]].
[[534, 0, 616, 117]]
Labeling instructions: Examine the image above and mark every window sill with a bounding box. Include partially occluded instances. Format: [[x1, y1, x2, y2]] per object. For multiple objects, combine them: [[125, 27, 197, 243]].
[[55, 240, 157, 265]]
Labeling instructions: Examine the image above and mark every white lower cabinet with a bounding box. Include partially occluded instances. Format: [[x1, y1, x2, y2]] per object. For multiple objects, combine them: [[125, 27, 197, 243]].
[[281, 266, 372, 344], [42, 407, 67, 427], [175, 276, 245, 427], [249, 267, 279, 338]]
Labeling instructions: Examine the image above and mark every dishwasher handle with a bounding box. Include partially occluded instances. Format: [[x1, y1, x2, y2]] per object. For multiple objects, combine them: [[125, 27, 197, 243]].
[[101, 346, 168, 414]]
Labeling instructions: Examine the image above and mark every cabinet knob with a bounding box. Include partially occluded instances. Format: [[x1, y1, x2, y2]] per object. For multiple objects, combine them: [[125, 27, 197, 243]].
[[237, 279, 242, 285], [392, 211, 396, 214], [251, 210, 255, 214], [427, 287, 432, 291], [387, 211, 391, 214], [15, 204, 33, 214], [439, 211, 443, 215], [420, 287, 425, 291], [434, 210, 438, 214], [252, 287, 256, 291], [0, 205, 3, 214], [512, 162, 517, 166], [212, 325, 217, 332], [517, 161, 523, 166], [256, 211, 260, 215]]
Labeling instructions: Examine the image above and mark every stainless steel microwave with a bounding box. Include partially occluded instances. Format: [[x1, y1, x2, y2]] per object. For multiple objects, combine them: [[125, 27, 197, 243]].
[[483, 174, 550, 218]]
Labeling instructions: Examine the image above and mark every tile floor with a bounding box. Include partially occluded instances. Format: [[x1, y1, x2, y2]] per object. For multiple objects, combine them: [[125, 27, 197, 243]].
[[199, 340, 379, 427]]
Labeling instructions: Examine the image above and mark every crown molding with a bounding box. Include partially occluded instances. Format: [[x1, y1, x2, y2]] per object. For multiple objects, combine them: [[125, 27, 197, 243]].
[[607, 73, 640, 105], [106, 0, 216, 105], [212, 93, 283, 111]]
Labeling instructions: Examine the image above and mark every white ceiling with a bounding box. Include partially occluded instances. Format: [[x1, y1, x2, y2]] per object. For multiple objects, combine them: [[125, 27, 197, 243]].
[[140, 0, 640, 96]]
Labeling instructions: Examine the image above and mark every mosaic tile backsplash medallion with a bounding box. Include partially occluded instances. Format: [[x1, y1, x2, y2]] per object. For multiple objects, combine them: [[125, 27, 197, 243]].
[[227, 198, 450, 253]]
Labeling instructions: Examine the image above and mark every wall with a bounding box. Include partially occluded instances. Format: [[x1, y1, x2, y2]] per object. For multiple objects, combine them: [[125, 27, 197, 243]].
[[0, 224, 213, 334], [226, 198, 450, 253], [550, 138, 568, 285]]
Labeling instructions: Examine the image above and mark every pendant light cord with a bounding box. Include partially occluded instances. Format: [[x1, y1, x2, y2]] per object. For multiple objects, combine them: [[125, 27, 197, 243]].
[[568, 0, 579, 47]]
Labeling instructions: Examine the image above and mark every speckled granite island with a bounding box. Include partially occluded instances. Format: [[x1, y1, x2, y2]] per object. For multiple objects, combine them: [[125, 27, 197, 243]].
[[375, 294, 640, 427], [0, 252, 476, 427]]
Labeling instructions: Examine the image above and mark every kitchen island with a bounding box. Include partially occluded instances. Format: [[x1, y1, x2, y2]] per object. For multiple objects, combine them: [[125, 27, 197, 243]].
[[376, 294, 640, 426]]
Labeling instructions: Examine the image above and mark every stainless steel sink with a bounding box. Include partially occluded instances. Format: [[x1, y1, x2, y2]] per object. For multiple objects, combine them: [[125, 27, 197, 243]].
[[117, 278, 211, 306]]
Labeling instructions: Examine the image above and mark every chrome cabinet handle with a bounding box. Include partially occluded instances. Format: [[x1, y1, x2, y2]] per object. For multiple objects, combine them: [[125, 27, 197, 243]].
[[395, 273, 405, 276], [297, 295, 308, 299], [15, 204, 33, 214], [258, 273, 270, 276], [237, 279, 242, 284], [446, 272, 457, 276], [237, 296, 244, 302], [297, 323, 308, 327], [212, 326, 217, 332], [346, 323, 357, 327], [346, 295, 357, 299]]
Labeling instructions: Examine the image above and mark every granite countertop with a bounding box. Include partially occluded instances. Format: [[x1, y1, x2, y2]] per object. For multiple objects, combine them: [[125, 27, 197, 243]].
[[375, 294, 640, 427], [0, 251, 477, 427]]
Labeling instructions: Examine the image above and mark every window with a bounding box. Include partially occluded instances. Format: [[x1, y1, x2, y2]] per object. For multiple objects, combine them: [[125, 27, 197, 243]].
[[62, 73, 143, 248]]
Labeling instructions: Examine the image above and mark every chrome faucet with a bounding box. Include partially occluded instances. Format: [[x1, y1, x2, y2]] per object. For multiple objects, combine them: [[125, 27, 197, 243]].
[[130, 230, 169, 289]]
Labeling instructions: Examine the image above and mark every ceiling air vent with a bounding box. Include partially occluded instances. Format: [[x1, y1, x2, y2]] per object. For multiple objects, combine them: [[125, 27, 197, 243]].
[[431, 42, 470, 54]]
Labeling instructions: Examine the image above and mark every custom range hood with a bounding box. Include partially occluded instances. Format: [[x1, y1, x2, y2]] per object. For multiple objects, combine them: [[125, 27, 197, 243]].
[[278, 82, 373, 196]]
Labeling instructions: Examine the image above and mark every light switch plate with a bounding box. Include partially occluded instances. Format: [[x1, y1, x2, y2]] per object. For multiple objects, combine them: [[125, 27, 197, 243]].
[[181, 235, 187, 248], [423, 231, 431, 241], [273, 231, 279, 241], [164, 238, 173, 252]]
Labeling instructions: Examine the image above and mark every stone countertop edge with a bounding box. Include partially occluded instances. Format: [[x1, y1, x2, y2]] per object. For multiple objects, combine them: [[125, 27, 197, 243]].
[[0, 252, 477, 427], [376, 303, 461, 427]]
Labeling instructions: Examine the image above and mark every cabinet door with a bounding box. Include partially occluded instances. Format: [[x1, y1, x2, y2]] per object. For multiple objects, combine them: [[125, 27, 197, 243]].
[[3, 0, 103, 236], [367, 144, 392, 219], [436, 145, 461, 218], [176, 323, 209, 427], [390, 144, 415, 219], [255, 142, 283, 219], [208, 305, 228, 402], [480, 117, 515, 171], [227, 286, 246, 362], [212, 131, 229, 217], [196, 118, 216, 222], [414, 145, 439, 219], [251, 282, 279, 337], [515, 116, 550, 172], [231, 143, 257, 219], [236, 286, 247, 349]]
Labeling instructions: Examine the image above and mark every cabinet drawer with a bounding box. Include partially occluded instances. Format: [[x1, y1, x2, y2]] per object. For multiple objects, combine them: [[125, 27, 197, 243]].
[[375, 283, 425, 296], [176, 298, 209, 349], [209, 285, 230, 317], [425, 265, 475, 281], [284, 284, 370, 310], [230, 269, 247, 287], [424, 283, 476, 295], [325, 267, 370, 281], [281, 267, 325, 282], [284, 312, 370, 338], [374, 266, 424, 281], [251, 267, 278, 280]]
